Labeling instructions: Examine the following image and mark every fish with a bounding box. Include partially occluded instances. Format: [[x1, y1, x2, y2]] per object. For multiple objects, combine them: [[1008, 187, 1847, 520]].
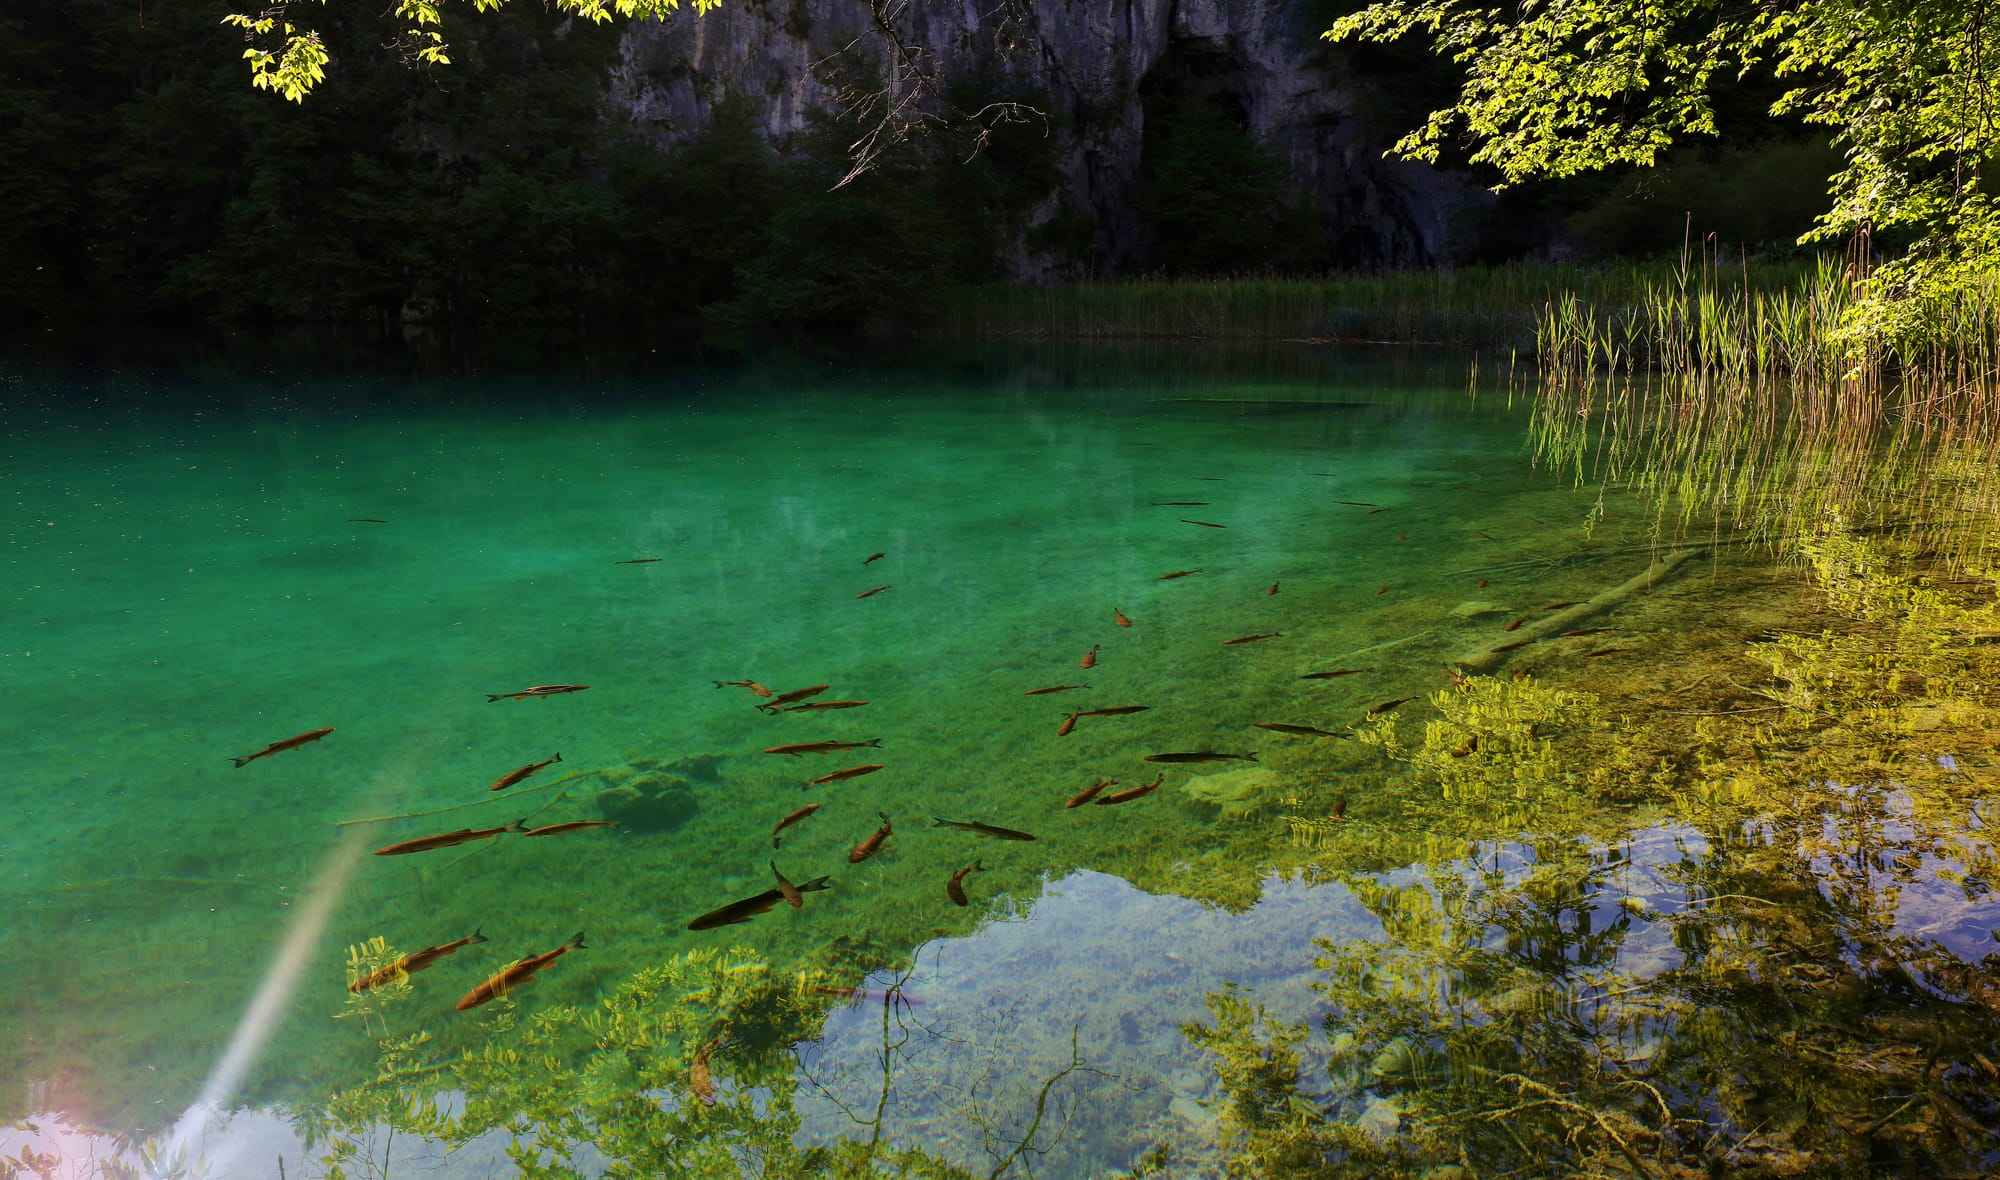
[[1397, 534, 1407, 541], [1145, 751, 1256, 764], [1450, 735, 1479, 758], [771, 862, 804, 908], [1301, 669, 1366, 679], [1335, 501, 1378, 507], [1476, 579, 1489, 588], [1222, 632, 1282, 645], [1065, 778, 1115, 808], [1366, 697, 1416, 715], [714, 679, 773, 698], [771, 801, 822, 847], [1080, 644, 1099, 669], [1056, 712, 1080, 737], [490, 752, 563, 792], [486, 685, 589, 702], [1375, 586, 1390, 596], [373, 820, 526, 856], [807, 763, 884, 787], [1542, 601, 1580, 611], [522, 821, 618, 838], [1266, 582, 1279, 596], [348, 517, 387, 523], [1443, 666, 1468, 689], [1024, 684, 1089, 696], [863, 551, 886, 565], [1559, 628, 1614, 637], [615, 558, 662, 564], [1114, 607, 1132, 628], [348, 928, 487, 993], [1468, 530, 1495, 540], [945, 860, 986, 906], [782, 700, 869, 712], [229, 727, 334, 768], [1150, 501, 1210, 506], [1194, 477, 1224, 481], [1078, 705, 1150, 718], [931, 817, 1038, 841], [455, 931, 586, 1010], [857, 585, 892, 599], [1096, 775, 1165, 805], [760, 684, 831, 711], [1329, 797, 1348, 820], [848, 812, 894, 863], [1489, 639, 1534, 653], [1583, 647, 1631, 658], [1366, 508, 1389, 516], [687, 876, 832, 930], [1253, 722, 1342, 738], [1158, 569, 1203, 580], [690, 1034, 724, 1107], [764, 739, 883, 757], [1502, 618, 1526, 632], [1529, 517, 1546, 525], [1179, 519, 1226, 528]]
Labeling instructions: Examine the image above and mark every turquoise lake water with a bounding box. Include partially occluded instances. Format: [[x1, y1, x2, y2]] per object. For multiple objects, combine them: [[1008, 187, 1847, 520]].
[[6, 343, 1996, 1178]]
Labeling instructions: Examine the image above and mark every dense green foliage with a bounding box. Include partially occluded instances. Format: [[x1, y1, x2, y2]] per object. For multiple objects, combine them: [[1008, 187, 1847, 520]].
[[1327, 0, 2000, 350]]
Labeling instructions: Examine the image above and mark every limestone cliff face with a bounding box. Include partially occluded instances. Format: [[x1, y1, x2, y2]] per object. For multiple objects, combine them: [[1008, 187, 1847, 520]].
[[606, 0, 1472, 277]]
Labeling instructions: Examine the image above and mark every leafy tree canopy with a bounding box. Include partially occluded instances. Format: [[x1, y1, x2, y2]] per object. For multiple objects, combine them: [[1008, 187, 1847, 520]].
[[1325, 0, 2000, 348]]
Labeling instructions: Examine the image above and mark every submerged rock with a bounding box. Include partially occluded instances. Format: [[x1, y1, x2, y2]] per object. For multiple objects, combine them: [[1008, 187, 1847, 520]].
[[594, 769, 701, 833], [1179, 766, 1281, 818], [1447, 601, 1508, 618]]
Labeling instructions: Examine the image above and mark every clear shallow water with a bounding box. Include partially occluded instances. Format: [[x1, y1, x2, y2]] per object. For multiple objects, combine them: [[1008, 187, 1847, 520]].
[[6, 345, 1997, 1178]]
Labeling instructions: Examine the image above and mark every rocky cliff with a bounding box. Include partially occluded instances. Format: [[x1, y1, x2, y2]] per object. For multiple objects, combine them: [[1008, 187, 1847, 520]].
[[606, 0, 1475, 278]]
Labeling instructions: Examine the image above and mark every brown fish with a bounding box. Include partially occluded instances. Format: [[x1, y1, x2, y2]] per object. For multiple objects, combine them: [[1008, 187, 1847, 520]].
[[1468, 530, 1495, 540], [690, 1034, 724, 1107], [945, 860, 986, 906], [229, 727, 334, 768], [521, 821, 618, 837], [714, 679, 773, 698], [1336, 501, 1378, 507], [848, 812, 894, 864], [1222, 632, 1282, 646], [782, 700, 869, 712], [1329, 797, 1348, 820], [862, 551, 886, 565], [1114, 607, 1132, 628], [455, 930, 586, 1010], [857, 585, 892, 599], [1056, 712, 1080, 737], [1583, 647, 1631, 658], [771, 862, 804, 908], [1179, 519, 1226, 528], [1158, 569, 1203, 580], [615, 557, 662, 564], [760, 684, 831, 712], [771, 801, 822, 847], [490, 752, 562, 792], [1078, 706, 1150, 718], [348, 928, 487, 993], [1150, 501, 1210, 506], [1024, 684, 1090, 696], [807, 763, 884, 787], [1266, 582, 1279, 596], [1502, 618, 1526, 632], [931, 817, 1037, 841], [1559, 628, 1614, 637], [1096, 775, 1165, 805], [348, 518, 387, 523], [1065, 778, 1115, 808], [1489, 639, 1534, 653], [1253, 722, 1342, 738], [1080, 644, 1100, 669], [1301, 669, 1367, 679], [373, 820, 526, 856], [764, 739, 883, 757], [1476, 579, 1489, 588], [1375, 585, 1390, 596], [1366, 508, 1389, 516], [688, 877, 832, 930], [1366, 697, 1416, 715], [1450, 735, 1479, 758], [1144, 751, 1256, 764], [486, 684, 589, 702], [1542, 601, 1580, 611]]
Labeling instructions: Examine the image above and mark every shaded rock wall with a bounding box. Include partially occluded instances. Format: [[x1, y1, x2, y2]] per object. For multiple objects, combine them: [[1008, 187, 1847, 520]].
[[606, 0, 1474, 277]]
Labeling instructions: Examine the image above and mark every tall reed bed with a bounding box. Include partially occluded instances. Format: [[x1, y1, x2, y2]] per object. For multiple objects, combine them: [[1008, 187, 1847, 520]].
[[939, 264, 1796, 347]]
